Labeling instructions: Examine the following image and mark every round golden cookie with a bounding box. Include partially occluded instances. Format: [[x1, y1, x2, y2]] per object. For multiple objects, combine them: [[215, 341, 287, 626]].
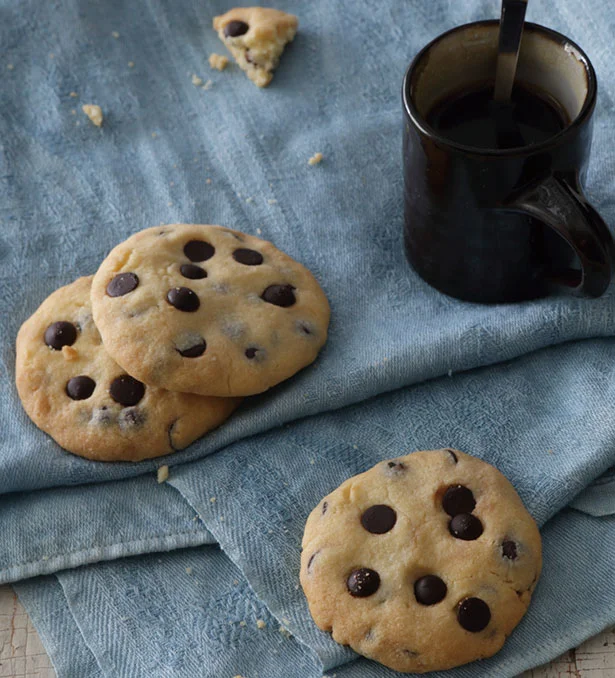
[[300, 449, 542, 673], [16, 276, 240, 462], [90, 224, 330, 397]]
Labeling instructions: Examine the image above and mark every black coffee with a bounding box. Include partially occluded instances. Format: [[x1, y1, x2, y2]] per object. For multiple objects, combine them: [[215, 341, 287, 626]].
[[426, 82, 569, 150]]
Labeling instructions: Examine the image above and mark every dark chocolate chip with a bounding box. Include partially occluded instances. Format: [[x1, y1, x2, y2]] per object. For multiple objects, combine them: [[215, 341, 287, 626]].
[[233, 248, 263, 265], [322, 501, 328, 515], [167, 287, 200, 312], [457, 597, 491, 632], [178, 340, 206, 357], [180, 264, 207, 279], [347, 568, 380, 597], [442, 485, 476, 517], [184, 240, 214, 262], [110, 375, 145, 407], [261, 284, 296, 307], [449, 513, 483, 541], [119, 407, 146, 428], [245, 347, 258, 359], [447, 449, 459, 463], [414, 575, 447, 605], [106, 272, 139, 297], [502, 540, 518, 560], [224, 20, 249, 37], [44, 321, 77, 350], [66, 376, 95, 400], [360, 505, 397, 534]]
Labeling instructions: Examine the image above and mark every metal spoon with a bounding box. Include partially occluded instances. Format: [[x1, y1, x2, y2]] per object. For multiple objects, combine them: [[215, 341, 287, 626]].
[[493, 0, 529, 102]]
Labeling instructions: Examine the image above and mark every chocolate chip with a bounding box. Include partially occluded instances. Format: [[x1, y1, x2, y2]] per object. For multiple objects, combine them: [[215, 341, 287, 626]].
[[307, 551, 319, 572], [106, 272, 139, 297], [184, 240, 214, 262], [387, 461, 405, 470], [447, 449, 459, 463], [119, 407, 146, 428], [442, 485, 476, 516], [360, 505, 397, 534], [109, 375, 145, 407], [233, 248, 263, 265], [414, 575, 447, 605], [180, 264, 207, 279], [224, 20, 249, 37], [44, 321, 77, 350], [167, 287, 200, 312], [261, 284, 296, 307], [449, 514, 483, 540], [347, 568, 380, 597], [322, 501, 328, 515], [178, 341, 206, 358], [245, 347, 258, 359], [298, 322, 312, 335], [502, 540, 518, 560], [457, 597, 491, 632], [66, 376, 95, 400]]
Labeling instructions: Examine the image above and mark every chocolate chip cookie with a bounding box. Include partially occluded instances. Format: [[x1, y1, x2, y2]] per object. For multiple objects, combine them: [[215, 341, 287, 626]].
[[91, 224, 330, 397], [300, 449, 542, 673], [16, 276, 240, 461], [213, 7, 298, 87]]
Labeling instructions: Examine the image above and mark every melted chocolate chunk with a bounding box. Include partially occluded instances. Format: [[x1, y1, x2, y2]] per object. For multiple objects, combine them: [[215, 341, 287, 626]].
[[457, 597, 491, 632], [106, 272, 139, 297], [184, 240, 214, 262], [233, 248, 263, 265], [66, 375, 95, 400], [502, 540, 518, 560], [224, 20, 249, 37], [347, 568, 380, 597], [360, 505, 397, 534], [414, 575, 447, 605], [442, 485, 476, 517], [110, 375, 145, 407], [180, 263, 207, 279], [261, 284, 296, 307], [167, 287, 200, 312], [449, 513, 483, 541], [178, 340, 206, 358], [44, 321, 77, 350]]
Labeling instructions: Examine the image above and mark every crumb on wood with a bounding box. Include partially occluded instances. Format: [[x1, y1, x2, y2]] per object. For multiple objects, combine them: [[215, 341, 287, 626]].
[[82, 104, 103, 127], [308, 152, 324, 166], [192, 73, 204, 87], [62, 345, 78, 361], [157, 465, 169, 483], [209, 53, 229, 71], [256, 619, 266, 629]]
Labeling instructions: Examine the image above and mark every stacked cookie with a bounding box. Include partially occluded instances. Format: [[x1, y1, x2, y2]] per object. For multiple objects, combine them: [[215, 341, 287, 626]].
[[16, 224, 330, 462]]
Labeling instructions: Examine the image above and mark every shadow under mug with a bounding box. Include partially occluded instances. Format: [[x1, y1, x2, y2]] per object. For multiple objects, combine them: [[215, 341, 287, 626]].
[[402, 21, 614, 304]]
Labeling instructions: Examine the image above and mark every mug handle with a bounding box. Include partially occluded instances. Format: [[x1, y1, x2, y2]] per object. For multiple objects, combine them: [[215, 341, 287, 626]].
[[509, 175, 614, 297]]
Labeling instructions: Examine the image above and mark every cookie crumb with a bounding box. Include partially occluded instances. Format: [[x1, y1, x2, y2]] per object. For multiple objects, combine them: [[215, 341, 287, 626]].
[[157, 465, 169, 483], [279, 625, 292, 638], [152, 132, 158, 138], [547, 449, 554, 455], [82, 104, 103, 127], [233, 579, 239, 586], [202, 79, 213, 90], [206, 178, 212, 185], [185, 567, 193, 575], [111, 31, 120, 38], [308, 152, 324, 166], [239, 620, 247, 627], [7, 63, 14, 70], [210, 496, 216, 503], [69, 91, 78, 97], [256, 619, 266, 629], [209, 53, 229, 71], [256, 228, 262, 235], [128, 61, 135, 68], [70, 109, 76, 115], [62, 345, 78, 361], [191, 73, 204, 87], [267, 198, 277, 205]]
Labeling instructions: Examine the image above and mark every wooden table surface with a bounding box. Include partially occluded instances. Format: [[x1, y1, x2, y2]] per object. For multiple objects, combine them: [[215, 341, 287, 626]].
[[0, 584, 613, 677]]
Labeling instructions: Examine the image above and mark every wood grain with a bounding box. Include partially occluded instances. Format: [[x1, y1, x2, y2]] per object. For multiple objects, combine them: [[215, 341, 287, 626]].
[[0, 584, 613, 677]]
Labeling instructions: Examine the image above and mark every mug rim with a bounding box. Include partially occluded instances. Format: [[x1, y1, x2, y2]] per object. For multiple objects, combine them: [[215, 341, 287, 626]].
[[402, 20, 597, 157]]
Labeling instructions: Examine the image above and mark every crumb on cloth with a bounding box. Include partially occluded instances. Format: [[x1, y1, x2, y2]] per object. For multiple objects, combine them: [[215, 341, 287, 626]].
[[209, 53, 229, 71], [308, 152, 323, 166], [157, 465, 169, 483], [82, 104, 103, 127]]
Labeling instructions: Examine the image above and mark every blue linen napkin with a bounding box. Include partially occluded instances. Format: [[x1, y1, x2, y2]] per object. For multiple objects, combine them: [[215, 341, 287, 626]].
[[2, 0, 615, 675]]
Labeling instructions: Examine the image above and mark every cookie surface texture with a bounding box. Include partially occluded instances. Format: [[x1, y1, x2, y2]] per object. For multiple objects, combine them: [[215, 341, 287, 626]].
[[300, 449, 542, 673], [91, 224, 330, 397], [213, 7, 298, 87], [16, 276, 239, 462]]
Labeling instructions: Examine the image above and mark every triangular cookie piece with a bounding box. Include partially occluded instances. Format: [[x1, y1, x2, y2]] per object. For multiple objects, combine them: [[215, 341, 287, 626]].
[[213, 7, 298, 88]]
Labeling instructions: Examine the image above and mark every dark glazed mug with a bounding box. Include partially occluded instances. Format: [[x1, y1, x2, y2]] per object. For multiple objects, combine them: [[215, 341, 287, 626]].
[[402, 21, 614, 303]]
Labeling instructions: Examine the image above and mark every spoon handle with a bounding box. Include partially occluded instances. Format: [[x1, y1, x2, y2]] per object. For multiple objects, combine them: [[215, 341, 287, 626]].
[[494, 0, 528, 102]]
